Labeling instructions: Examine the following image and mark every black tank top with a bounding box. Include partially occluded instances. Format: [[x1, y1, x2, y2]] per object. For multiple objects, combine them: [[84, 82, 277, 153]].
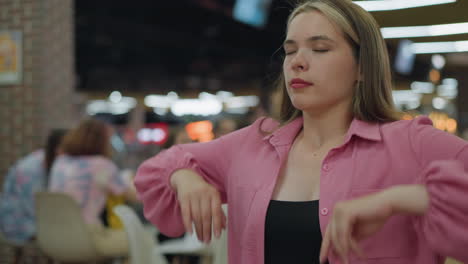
[[264, 200, 327, 264]]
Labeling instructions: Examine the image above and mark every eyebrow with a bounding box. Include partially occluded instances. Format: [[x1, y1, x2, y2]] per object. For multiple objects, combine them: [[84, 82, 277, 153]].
[[283, 35, 335, 46]]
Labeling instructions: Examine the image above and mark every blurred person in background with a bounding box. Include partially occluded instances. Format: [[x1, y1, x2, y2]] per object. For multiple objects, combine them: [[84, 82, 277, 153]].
[[462, 128, 468, 141], [134, 0, 468, 264], [164, 125, 194, 149], [246, 106, 269, 126], [213, 118, 238, 138], [0, 129, 67, 244], [49, 118, 137, 258]]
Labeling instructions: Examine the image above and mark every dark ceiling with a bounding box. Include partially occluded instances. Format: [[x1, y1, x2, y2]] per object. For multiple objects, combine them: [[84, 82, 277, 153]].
[[75, 0, 292, 92], [75, 0, 468, 92]]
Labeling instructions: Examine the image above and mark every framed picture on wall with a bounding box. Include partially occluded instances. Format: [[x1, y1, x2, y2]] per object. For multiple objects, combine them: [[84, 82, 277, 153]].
[[0, 30, 22, 86]]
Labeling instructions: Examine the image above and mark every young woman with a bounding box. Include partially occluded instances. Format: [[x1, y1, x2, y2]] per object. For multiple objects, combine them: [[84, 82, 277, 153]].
[[135, 0, 468, 263], [0, 129, 67, 244]]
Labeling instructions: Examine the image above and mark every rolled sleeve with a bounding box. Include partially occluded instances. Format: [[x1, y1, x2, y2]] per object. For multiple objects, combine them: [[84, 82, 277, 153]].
[[410, 116, 468, 261], [413, 159, 468, 261], [135, 137, 231, 236]]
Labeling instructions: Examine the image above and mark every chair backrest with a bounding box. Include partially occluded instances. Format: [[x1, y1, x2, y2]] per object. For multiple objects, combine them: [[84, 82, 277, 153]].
[[35, 191, 99, 262], [212, 229, 228, 264], [212, 204, 228, 264], [114, 204, 168, 264]]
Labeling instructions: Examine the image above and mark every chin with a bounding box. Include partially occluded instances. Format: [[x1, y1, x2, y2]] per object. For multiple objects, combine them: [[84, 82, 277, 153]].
[[290, 98, 317, 111]]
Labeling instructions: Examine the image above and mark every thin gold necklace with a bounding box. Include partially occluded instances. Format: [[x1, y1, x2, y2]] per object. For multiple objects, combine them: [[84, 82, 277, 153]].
[[310, 135, 346, 157]]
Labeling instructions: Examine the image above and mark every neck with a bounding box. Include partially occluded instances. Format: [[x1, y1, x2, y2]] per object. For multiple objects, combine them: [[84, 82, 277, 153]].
[[300, 103, 353, 150]]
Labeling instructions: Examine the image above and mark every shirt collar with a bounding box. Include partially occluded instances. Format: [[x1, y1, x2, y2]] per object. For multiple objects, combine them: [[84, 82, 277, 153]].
[[345, 118, 382, 142], [262, 117, 303, 146], [263, 116, 381, 147]]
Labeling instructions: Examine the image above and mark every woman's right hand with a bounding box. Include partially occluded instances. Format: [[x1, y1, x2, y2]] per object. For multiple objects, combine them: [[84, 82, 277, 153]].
[[170, 169, 226, 243]]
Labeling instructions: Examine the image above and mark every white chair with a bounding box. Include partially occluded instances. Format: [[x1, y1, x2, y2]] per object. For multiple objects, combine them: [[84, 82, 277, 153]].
[[156, 205, 228, 264], [115, 204, 228, 264], [212, 223, 228, 264], [212, 204, 228, 264], [445, 258, 463, 264], [158, 231, 212, 255], [35, 191, 125, 263], [113, 205, 169, 264]]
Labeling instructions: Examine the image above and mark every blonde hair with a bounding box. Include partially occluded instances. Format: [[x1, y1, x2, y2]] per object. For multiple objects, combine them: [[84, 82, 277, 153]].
[[277, 0, 400, 124]]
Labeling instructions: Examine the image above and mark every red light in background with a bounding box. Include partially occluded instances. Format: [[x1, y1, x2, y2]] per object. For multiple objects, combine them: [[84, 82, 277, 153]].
[[186, 121, 214, 142]]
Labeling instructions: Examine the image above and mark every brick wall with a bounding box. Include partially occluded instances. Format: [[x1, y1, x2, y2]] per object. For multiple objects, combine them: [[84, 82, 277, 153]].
[[0, 0, 75, 184]]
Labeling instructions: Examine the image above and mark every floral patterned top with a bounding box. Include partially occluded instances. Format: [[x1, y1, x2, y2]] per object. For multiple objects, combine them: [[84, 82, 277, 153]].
[[49, 155, 128, 226], [0, 150, 46, 244]]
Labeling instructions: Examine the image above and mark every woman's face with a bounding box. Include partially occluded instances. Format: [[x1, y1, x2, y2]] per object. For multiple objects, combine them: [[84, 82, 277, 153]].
[[283, 10, 359, 114]]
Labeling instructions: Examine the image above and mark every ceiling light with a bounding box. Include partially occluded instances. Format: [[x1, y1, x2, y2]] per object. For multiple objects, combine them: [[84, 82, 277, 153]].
[[144, 95, 175, 108], [354, 0, 456, 12], [392, 90, 422, 109], [411, 81, 434, 94], [432, 97, 447, 110], [411, 40, 468, 54], [109, 91, 122, 103], [381, 22, 468, 39], [171, 99, 223, 116], [167, 91, 179, 99], [431, 54, 446, 69], [437, 78, 458, 99]]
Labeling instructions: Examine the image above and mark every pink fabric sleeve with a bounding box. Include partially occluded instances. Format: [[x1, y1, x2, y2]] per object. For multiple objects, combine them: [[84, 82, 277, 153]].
[[134, 130, 237, 237], [410, 117, 468, 261]]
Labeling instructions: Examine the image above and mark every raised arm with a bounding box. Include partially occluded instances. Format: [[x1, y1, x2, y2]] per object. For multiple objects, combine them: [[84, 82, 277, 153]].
[[409, 117, 468, 261]]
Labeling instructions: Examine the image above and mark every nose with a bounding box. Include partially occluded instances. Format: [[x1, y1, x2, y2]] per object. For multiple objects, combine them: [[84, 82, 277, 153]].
[[290, 50, 309, 72]]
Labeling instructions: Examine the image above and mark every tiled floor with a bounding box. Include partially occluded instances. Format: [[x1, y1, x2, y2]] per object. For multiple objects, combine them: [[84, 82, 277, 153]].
[[0, 242, 52, 264]]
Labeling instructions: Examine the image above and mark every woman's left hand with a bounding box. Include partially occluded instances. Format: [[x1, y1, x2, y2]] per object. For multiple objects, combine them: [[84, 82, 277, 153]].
[[319, 190, 393, 264], [319, 185, 429, 264]]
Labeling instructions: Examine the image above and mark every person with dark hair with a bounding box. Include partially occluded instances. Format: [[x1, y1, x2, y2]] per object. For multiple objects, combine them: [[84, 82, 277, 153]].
[[135, 1, 468, 264], [163, 125, 194, 150], [44, 129, 68, 185], [213, 118, 238, 139], [49, 118, 136, 258], [0, 129, 67, 244]]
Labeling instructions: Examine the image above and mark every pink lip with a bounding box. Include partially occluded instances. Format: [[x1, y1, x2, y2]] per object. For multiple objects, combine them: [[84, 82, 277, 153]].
[[290, 78, 313, 89]]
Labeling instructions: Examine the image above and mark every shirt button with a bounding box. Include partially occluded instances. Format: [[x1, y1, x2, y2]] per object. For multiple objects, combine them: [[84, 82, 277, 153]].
[[321, 208, 329, 216], [323, 163, 330, 171]]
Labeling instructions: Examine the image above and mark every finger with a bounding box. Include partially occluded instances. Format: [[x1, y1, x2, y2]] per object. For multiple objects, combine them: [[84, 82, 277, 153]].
[[338, 216, 353, 264], [211, 196, 223, 239], [201, 196, 212, 243], [191, 198, 203, 242], [331, 217, 348, 264], [349, 237, 365, 259], [319, 225, 331, 263], [180, 197, 193, 234]]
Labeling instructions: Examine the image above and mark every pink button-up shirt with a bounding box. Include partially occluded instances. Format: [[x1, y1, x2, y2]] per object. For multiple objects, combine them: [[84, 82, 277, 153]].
[[135, 116, 468, 264]]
